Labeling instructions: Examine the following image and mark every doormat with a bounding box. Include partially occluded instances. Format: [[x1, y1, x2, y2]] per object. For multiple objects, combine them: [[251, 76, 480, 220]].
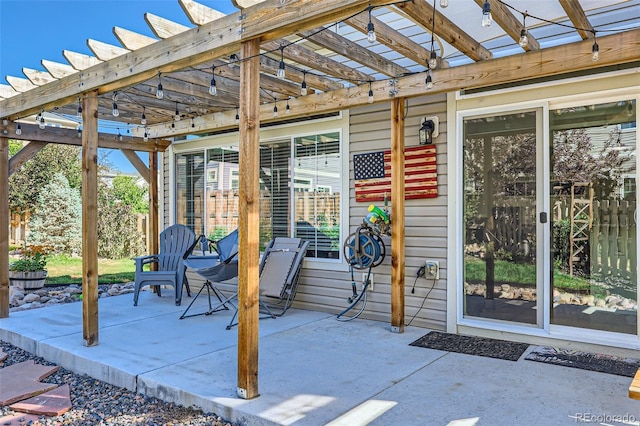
[[409, 331, 530, 361], [525, 346, 640, 377]]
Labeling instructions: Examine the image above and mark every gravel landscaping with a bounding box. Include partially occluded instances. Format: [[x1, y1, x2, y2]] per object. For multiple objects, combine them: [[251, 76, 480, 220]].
[[1, 285, 236, 426]]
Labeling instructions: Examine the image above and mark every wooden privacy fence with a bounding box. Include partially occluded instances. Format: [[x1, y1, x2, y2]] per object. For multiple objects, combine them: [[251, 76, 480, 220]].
[[554, 198, 637, 278]]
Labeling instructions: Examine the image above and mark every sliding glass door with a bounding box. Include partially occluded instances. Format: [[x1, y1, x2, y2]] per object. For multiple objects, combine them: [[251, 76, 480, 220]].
[[462, 109, 542, 325], [461, 98, 638, 339], [550, 100, 637, 335]]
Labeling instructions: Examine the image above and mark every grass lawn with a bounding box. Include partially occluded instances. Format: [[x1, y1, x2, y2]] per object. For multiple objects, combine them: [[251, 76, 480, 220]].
[[464, 257, 595, 293], [10, 254, 135, 286]]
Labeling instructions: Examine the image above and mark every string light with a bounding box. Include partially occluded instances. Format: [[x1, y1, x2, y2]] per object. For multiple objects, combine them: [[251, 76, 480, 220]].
[[112, 100, 119, 117], [286, 98, 291, 114], [141, 107, 146, 125], [191, 118, 195, 128], [1, 118, 7, 126], [440, 0, 448, 7], [229, 54, 239, 68], [235, 108, 240, 124], [425, 70, 433, 89], [591, 33, 599, 61], [209, 65, 217, 96], [174, 102, 181, 121], [143, 129, 149, 142], [77, 125, 82, 138], [482, 0, 492, 27], [156, 72, 164, 99], [117, 128, 123, 141], [519, 14, 529, 48], [429, 50, 438, 69], [15, 124, 22, 136], [273, 101, 279, 118], [39, 117, 46, 129], [367, 8, 376, 43], [77, 98, 82, 118], [428, 0, 438, 69], [368, 81, 374, 104], [301, 72, 308, 96], [277, 45, 286, 79], [112, 91, 118, 102]]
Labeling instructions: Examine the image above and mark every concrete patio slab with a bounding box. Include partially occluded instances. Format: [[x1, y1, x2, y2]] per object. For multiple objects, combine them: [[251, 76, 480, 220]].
[[1, 292, 638, 425]]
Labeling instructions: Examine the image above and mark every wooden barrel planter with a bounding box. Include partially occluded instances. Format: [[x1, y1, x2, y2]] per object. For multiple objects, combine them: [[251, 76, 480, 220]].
[[9, 270, 47, 291]]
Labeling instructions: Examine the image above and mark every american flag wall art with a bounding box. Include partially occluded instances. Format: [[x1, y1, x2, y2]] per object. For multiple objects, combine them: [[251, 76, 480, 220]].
[[353, 144, 437, 202]]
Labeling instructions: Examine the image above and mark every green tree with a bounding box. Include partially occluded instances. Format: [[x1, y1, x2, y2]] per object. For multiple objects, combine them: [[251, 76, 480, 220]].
[[9, 143, 82, 214], [97, 179, 146, 258], [111, 175, 149, 214], [28, 173, 82, 255]]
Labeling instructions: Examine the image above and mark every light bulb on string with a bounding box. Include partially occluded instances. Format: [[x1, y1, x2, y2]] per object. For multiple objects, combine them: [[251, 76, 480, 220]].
[[2, 118, 7, 126], [156, 73, 164, 99], [591, 38, 599, 62], [77, 125, 82, 138], [112, 91, 118, 102], [229, 54, 239, 68], [141, 107, 147, 125], [518, 14, 528, 48], [428, 50, 438, 69], [367, 9, 376, 43], [191, 118, 195, 129], [117, 129, 123, 142], [277, 46, 286, 79], [519, 29, 529, 48], [235, 108, 240, 124], [77, 98, 82, 118], [482, 0, 492, 27], [273, 103, 279, 118], [440, 0, 448, 7], [301, 72, 308, 96], [209, 65, 217, 96], [39, 117, 46, 129], [425, 70, 434, 90], [286, 98, 291, 114], [16, 124, 22, 136], [112, 101, 119, 117], [368, 82, 374, 104], [143, 130, 149, 142], [174, 102, 181, 121]]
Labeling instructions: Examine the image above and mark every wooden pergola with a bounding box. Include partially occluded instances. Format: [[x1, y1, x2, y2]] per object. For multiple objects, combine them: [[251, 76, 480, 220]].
[[1, 0, 638, 399]]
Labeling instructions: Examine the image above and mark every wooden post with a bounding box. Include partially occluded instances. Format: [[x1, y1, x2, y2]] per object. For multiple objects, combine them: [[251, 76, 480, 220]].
[[390, 98, 405, 333], [149, 151, 159, 258], [82, 91, 99, 346], [0, 137, 9, 318], [237, 38, 261, 399]]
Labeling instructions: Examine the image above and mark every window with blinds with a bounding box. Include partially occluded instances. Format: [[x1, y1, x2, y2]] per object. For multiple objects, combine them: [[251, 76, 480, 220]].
[[175, 131, 341, 258]]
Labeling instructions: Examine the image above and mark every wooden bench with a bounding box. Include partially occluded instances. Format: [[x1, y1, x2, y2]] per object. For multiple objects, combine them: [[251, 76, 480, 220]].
[[630, 368, 640, 399]]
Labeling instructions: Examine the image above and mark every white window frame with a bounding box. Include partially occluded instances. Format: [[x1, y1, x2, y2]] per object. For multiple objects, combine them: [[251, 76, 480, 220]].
[[171, 113, 350, 270]]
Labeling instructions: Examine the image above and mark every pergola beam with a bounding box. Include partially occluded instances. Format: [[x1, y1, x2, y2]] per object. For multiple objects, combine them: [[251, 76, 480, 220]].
[[473, 0, 540, 51], [3, 0, 392, 121], [8, 141, 48, 176], [145, 27, 640, 138], [0, 122, 170, 152], [559, 0, 595, 40]]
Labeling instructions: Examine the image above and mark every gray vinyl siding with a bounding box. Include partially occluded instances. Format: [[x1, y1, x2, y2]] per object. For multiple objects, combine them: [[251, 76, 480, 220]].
[[179, 96, 449, 331], [293, 94, 448, 331], [162, 150, 171, 228]]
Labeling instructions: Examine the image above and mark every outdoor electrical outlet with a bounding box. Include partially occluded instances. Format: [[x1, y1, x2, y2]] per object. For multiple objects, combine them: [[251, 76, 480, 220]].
[[362, 273, 374, 291], [425, 260, 440, 280]]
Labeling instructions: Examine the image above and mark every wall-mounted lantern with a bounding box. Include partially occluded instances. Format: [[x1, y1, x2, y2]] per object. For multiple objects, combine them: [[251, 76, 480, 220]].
[[419, 116, 439, 145]]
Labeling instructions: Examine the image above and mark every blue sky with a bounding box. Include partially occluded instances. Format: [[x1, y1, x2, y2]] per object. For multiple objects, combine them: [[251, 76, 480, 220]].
[[0, 0, 238, 174]]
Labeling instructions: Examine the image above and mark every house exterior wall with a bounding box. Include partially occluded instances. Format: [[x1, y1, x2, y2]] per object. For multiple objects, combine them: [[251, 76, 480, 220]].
[[165, 94, 449, 330]]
